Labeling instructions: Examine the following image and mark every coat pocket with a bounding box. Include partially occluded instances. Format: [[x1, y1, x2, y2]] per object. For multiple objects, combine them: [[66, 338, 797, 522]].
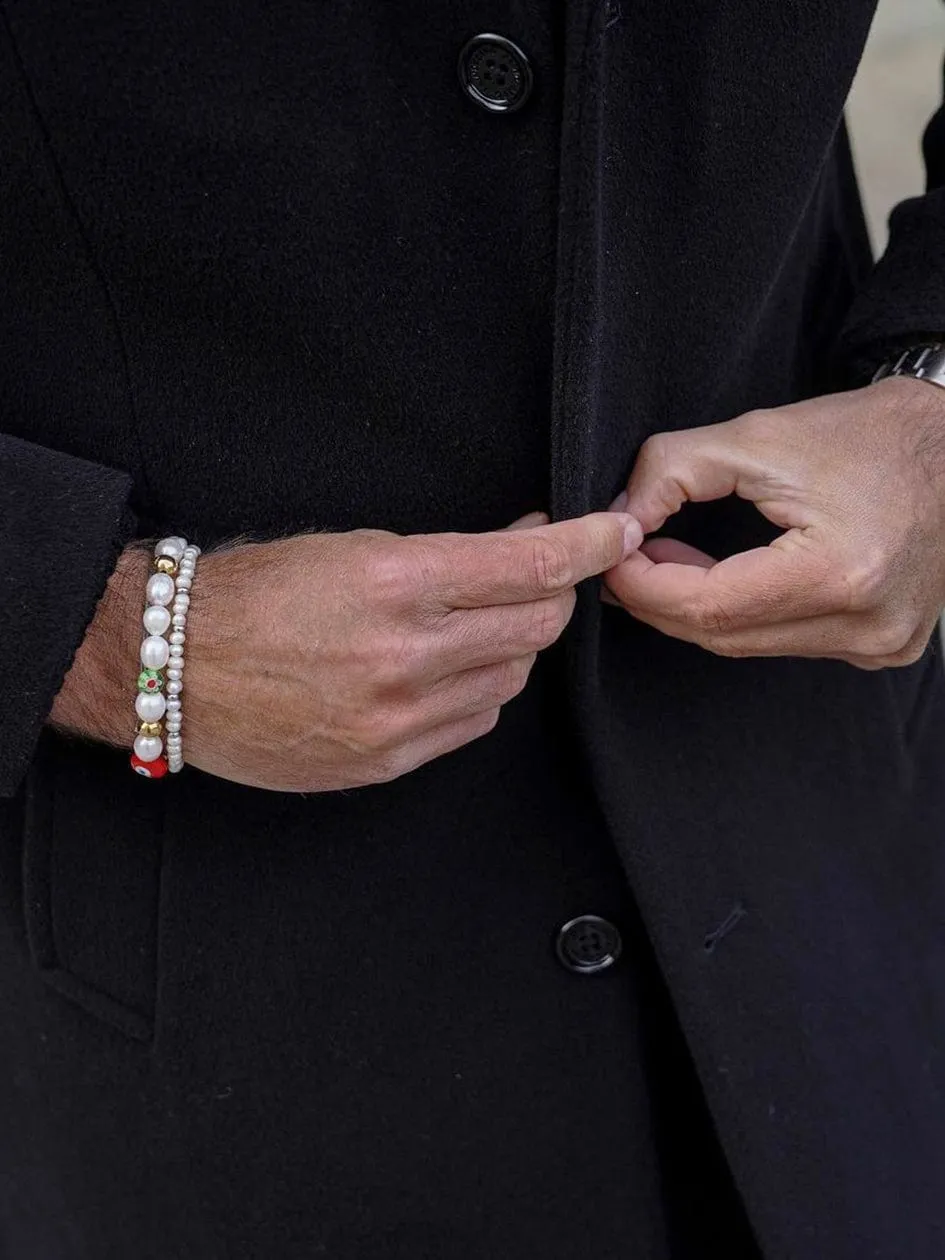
[[22, 733, 165, 1042]]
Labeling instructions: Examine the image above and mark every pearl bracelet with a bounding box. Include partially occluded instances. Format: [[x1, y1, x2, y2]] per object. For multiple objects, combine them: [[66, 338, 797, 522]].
[[130, 536, 200, 779]]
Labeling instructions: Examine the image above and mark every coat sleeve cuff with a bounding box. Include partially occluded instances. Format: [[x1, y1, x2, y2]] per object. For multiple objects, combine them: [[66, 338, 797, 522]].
[[0, 434, 137, 799], [829, 185, 945, 389]]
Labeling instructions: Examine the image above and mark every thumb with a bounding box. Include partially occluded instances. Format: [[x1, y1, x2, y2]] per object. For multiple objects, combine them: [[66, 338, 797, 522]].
[[505, 510, 551, 531], [626, 422, 762, 535]]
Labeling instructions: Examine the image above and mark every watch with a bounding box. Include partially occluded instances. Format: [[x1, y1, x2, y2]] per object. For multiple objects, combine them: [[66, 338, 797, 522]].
[[872, 343, 945, 390]]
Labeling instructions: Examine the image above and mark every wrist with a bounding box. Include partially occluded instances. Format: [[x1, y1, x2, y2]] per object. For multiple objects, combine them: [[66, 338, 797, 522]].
[[49, 543, 153, 747]]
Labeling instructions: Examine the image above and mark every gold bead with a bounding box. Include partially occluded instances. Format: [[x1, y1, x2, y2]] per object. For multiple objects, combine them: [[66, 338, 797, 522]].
[[138, 721, 163, 738], [155, 556, 178, 576]]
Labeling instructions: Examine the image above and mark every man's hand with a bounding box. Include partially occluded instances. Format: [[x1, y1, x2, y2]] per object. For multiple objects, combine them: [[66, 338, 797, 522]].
[[53, 510, 641, 792], [603, 376, 945, 669]]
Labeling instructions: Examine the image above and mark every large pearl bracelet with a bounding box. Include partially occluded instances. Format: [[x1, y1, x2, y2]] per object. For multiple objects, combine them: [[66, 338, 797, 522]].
[[130, 537, 200, 779]]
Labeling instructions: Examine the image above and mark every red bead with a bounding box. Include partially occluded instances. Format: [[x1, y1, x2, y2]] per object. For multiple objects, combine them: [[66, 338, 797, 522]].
[[131, 753, 168, 779]]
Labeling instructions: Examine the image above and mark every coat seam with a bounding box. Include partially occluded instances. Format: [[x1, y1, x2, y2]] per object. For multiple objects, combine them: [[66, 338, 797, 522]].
[[0, 0, 155, 507]]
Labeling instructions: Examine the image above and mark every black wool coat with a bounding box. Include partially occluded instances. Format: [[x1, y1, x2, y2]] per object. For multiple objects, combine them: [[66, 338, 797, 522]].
[[3, 1, 945, 1256]]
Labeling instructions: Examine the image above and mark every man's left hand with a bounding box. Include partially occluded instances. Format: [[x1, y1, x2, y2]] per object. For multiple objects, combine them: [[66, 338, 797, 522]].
[[603, 377, 945, 668]]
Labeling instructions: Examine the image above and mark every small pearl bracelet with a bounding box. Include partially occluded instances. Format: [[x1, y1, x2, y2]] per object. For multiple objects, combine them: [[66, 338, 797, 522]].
[[130, 537, 200, 779]]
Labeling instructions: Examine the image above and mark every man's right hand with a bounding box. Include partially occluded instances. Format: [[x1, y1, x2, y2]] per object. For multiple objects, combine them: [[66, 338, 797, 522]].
[[52, 510, 642, 793]]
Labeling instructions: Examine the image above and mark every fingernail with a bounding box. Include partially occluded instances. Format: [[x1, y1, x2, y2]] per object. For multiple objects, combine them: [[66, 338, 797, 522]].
[[619, 514, 643, 556], [609, 490, 628, 513]]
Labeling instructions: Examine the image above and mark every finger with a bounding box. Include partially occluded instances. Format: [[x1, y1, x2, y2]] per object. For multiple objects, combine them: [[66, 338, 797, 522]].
[[616, 598, 926, 667], [505, 511, 550, 531], [433, 513, 643, 609], [710, 615, 929, 668], [604, 531, 837, 633], [623, 422, 781, 536], [415, 654, 538, 729], [618, 602, 843, 655], [641, 537, 716, 568], [380, 707, 503, 781], [599, 537, 714, 605], [430, 591, 576, 675]]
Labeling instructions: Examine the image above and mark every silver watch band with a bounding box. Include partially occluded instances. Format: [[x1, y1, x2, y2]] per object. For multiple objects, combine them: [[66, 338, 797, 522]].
[[872, 343, 945, 390]]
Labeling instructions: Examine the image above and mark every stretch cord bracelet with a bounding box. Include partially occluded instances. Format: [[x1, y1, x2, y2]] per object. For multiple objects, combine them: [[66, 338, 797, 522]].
[[166, 544, 199, 772], [130, 537, 200, 779]]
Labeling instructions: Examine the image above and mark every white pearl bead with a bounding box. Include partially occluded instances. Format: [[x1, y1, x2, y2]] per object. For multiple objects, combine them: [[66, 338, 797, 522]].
[[166, 735, 182, 746], [174, 593, 190, 608], [169, 631, 185, 646], [166, 698, 181, 712], [172, 613, 187, 628], [168, 645, 183, 659], [140, 635, 170, 669], [166, 724, 181, 736], [176, 576, 192, 592], [135, 692, 167, 722], [167, 680, 182, 696], [155, 538, 186, 561], [146, 573, 175, 606], [133, 734, 163, 762], [142, 605, 171, 636], [166, 673, 182, 685]]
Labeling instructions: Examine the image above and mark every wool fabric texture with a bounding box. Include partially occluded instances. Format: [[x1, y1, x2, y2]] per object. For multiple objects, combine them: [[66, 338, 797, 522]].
[[2, 1, 945, 1256]]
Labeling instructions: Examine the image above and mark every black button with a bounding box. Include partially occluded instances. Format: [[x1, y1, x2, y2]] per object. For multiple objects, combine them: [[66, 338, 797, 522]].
[[457, 34, 534, 114], [556, 916, 623, 975]]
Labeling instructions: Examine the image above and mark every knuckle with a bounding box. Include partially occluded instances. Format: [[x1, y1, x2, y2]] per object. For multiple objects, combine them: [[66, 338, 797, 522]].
[[839, 549, 889, 614], [856, 615, 916, 660], [848, 655, 886, 673], [527, 596, 571, 647], [344, 702, 414, 759], [737, 407, 777, 438], [345, 713, 393, 757], [499, 655, 535, 701], [638, 432, 674, 474], [377, 632, 427, 689], [526, 537, 574, 594], [475, 707, 502, 737], [366, 750, 404, 784], [893, 639, 927, 668], [875, 631, 927, 668], [364, 545, 415, 601], [685, 595, 738, 638]]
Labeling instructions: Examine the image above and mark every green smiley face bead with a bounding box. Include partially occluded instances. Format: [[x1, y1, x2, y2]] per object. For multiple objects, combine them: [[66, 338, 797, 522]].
[[137, 668, 165, 694]]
